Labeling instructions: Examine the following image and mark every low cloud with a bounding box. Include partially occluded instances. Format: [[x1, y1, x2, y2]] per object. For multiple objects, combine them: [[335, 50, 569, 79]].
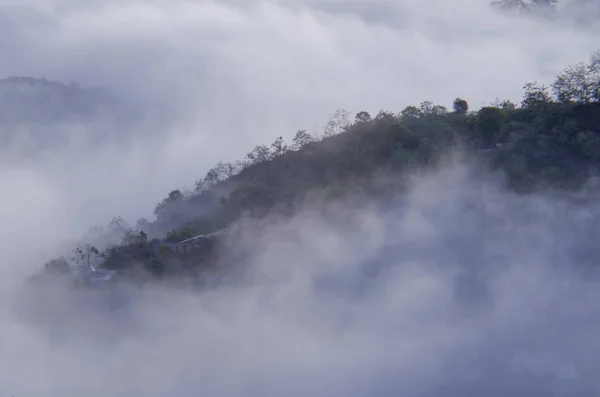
[[3, 163, 600, 396], [1, 0, 599, 236], [1, 1, 600, 395]]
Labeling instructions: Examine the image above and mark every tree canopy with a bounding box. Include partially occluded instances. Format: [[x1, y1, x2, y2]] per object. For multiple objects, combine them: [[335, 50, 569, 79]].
[[38, 48, 600, 284]]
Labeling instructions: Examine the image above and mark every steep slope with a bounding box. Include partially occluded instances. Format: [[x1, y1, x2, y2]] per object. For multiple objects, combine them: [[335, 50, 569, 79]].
[[35, 49, 600, 282]]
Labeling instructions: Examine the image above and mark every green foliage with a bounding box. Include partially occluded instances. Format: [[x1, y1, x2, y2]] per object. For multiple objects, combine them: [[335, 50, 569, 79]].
[[426, 104, 449, 117], [419, 101, 435, 115], [521, 81, 553, 109], [552, 51, 600, 103], [245, 144, 272, 165], [453, 98, 469, 115], [154, 189, 184, 218], [490, 98, 517, 111], [122, 230, 148, 246], [354, 111, 372, 123], [476, 107, 506, 147], [399, 105, 423, 120], [270, 136, 288, 156], [41, 48, 600, 282], [197, 161, 242, 191], [374, 110, 397, 122], [165, 227, 202, 243], [290, 129, 314, 150], [222, 183, 274, 220]]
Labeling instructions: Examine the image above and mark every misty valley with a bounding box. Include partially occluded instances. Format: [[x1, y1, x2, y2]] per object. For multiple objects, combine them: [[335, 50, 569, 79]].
[[2, 0, 600, 396]]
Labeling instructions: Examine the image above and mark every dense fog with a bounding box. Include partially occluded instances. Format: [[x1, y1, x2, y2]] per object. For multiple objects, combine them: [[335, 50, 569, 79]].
[[1, 1, 600, 396]]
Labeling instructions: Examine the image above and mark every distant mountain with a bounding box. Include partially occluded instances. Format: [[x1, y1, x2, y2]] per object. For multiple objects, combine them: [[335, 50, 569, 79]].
[[0, 76, 121, 124], [0, 76, 145, 153]]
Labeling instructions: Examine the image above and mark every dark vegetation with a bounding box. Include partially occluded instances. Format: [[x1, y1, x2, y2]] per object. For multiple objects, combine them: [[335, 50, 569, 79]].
[[42, 48, 600, 285]]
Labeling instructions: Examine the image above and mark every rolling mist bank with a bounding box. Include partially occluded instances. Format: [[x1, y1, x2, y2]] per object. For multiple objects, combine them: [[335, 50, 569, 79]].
[[9, 159, 600, 397], [2, 0, 600, 396]]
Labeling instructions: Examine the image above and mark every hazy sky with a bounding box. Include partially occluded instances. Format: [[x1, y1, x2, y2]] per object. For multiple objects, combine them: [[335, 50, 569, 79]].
[[0, 0, 598, 234], [1, 2, 600, 395]]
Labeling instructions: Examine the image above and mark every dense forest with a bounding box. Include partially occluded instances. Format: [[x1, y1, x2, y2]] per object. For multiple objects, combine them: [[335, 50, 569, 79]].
[[40, 47, 600, 287]]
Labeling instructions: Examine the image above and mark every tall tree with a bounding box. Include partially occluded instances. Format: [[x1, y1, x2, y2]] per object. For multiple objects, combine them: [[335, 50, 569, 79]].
[[374, 110, 396, 121], [453, 98, 469, 115], [354, 111, 372, 123], [419, 101, 435, 114], [72, 244, 103, 270], [270, 136, 288, 157], [245, 144, 272, 165], [552, 50, 600, 103], [521, 81, 552, 108], [291, 130, 314, 150], [154, 189, 185, 220], [323, 109, 351, 137], [476, 107, 506, 147], [553, 62, 591, 103], [399, 105, 423, 120]]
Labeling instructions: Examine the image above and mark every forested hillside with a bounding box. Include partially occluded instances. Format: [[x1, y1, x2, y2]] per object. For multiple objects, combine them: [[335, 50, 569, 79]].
[[42, 49, 600, 285]]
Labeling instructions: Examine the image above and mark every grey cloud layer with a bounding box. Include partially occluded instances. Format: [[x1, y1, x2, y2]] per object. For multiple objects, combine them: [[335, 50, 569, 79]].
[[5, 164, 600, 396], [0, 0, 597, 233], [2, 0, 598, 165], [1, 1, 600, 395], [2, 0, 598, 112]]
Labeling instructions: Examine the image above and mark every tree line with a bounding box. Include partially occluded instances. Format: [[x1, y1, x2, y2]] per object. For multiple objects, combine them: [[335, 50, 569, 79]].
[[40, 49, 600, 283]]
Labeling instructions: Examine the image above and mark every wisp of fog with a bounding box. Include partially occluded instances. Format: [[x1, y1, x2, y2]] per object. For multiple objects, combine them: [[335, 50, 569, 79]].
[[5, 162, 600, 396], [1, 0, 600, 396]]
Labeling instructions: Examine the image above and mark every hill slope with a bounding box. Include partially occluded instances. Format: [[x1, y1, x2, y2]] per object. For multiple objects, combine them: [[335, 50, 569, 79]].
[[40, 49, 600, 283]]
